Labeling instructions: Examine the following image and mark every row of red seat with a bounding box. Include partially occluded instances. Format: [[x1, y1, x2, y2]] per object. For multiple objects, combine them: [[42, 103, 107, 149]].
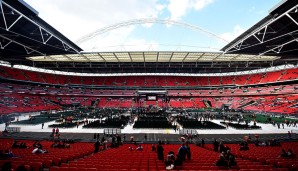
[[1, 66, 297, 86], [49, 142, 298, 171], [1, 139, 297, 171], [0, 139, 94, 171], [3, 82, 297, 97]]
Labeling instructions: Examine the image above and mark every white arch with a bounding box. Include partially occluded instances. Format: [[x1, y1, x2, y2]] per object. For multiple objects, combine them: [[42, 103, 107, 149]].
[[76, 18, 230, 45]]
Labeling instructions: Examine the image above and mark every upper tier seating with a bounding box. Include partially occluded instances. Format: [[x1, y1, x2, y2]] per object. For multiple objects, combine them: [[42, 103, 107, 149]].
[[248, 73, 263, 85], [1, 66, 297, 86], [1, 82, 297, 115], [279, 68, 298, 81]]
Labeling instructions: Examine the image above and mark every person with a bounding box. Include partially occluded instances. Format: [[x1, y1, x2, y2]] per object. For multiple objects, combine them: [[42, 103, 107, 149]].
[[54, 133, 60, 139], [33, 141, 43, 149], [94, 140, 100, 153], [112, 135, 116, 146], [270, 139, 280, 146], [288, 131, 292, 139], [102, 140, 107, 150], [248, 134, 252, 141], [240, 141, 249, 150], [213, 139, 219, 152], [32, 147, 47, 154], [51, 141, 59, 148], [157, 140, 164, 161], [174, 154, 183, 166], [55, 128, 59, 134], [177, 143, 188, 161], [287, 149, 295, 158], [165, 152, 175, 170], [63, 141, 70, 148], [128, 146, 134, 151], [219, 141, 226, 153], [101, 136, 105, 143], [19, 142, 27, 149], [186, 133, 190, 141], [185, 141, 191, 160], [12, 140, 19, 148], [225, 150, 232, 160], [116, 134, 121, 144], [201, 138, 205, 148], [2, 128, 8, 135], [224, 150, 236, 167], [130, 135, 135, 142], [152, 144, 156, 151], [4, 150, 14, 158], [52, 128, 55, 136], [277, 122, 280, 129], [215, 154, 228, 167], [41, 123, 44, 129], [136, 144, 143, 151], [280, 149, 288, 158], [228, 154, 237, 168], [144, 134, 147, 141]]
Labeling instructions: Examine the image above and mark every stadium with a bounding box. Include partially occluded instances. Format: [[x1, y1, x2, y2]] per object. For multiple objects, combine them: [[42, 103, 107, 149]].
[[0, 0, 298, 171]]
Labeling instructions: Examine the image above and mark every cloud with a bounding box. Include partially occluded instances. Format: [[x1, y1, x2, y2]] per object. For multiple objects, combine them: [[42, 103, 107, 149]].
[[219, 25, 245, 42], [167, 0, 190, 20], [114, 39, 159, 51], [193, 0, 214, 10], [249, 6, 256, 13], [25, 0, 165, 42], [80, 26, 135, 51], [80, 26, 159, 52], [248, 6, 265, 16], [23, 0, 214, 52], [167, 0, 214, 20]]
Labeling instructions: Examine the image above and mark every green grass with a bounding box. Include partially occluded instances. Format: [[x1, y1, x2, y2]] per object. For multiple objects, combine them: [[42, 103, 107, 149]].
[[244, 114, 298, 123]]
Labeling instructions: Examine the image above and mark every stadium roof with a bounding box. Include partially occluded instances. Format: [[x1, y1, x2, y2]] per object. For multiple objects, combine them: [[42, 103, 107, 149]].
[[222, 0, 298, 59], [27, 52, 279, 63], [0, 0, 297, 74], [0, 0, 82, 59]]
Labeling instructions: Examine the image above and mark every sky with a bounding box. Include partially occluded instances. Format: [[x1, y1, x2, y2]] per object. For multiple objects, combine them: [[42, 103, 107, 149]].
[[24, 0, 281, 52]]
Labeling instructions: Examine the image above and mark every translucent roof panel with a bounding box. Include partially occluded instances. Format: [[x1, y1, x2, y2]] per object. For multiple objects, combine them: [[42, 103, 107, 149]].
[[27, 52, 280, 63]]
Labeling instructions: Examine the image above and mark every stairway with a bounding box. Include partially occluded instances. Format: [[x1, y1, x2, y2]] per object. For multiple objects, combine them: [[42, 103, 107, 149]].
[[237, 100, 256, 109]]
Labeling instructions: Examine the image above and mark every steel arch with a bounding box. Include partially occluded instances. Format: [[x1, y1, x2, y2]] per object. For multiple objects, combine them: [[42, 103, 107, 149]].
[[76, 18, 229, 45]]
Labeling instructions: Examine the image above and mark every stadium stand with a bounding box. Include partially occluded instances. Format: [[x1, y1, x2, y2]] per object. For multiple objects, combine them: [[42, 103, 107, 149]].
[[1, 139, 297, 171], [0, 0, 298, 171], [1, 66, 297, 87]]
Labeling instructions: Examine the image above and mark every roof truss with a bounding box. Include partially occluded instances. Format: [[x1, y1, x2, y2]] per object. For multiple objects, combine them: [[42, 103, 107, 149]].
[[26, 51, 280, 63], [0, 0, 81, 55], [223, 3, 298, 56]]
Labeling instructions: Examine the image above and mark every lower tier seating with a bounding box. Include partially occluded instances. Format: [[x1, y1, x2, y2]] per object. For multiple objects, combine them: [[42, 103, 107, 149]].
[[1, 139, 297, 171], [0, 139, 94, 171]]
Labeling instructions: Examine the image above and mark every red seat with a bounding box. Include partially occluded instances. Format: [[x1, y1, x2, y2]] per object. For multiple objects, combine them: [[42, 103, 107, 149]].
[[277, 161, 289, 168], [30, 162, 43, 171], [67, 167, 79, 171], [81, 168, 98, 171], [50, 167, 60, 171]]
